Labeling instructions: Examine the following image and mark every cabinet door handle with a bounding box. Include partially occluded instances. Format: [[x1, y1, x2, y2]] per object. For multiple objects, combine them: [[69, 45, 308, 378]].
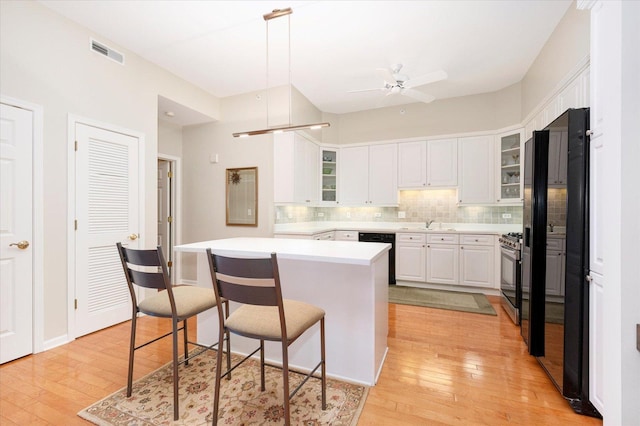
[[461, 246, 464, 250], [427, 245, 430, 248]]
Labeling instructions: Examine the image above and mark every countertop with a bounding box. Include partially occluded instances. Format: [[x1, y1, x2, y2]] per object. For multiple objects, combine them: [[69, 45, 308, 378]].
[[174, 237, 391, 266], [273, 221, 522, 236]]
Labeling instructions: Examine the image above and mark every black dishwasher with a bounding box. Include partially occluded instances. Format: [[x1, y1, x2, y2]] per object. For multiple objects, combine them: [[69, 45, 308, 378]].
[[358, 233, 395, 285]]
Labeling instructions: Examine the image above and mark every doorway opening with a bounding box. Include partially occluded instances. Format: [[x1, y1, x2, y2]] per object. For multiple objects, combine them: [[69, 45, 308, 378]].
[[157, 155, 179, 282]]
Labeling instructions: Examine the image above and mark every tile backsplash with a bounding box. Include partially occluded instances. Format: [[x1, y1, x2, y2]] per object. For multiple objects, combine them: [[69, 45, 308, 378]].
[[275, 189, 523, 225]]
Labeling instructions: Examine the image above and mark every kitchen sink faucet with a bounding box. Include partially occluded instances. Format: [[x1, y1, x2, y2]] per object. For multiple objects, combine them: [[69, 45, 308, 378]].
[[426, 219, 434, 229]]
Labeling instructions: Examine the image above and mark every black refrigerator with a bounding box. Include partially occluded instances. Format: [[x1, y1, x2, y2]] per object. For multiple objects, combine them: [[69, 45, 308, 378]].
[[521, 108, 600, 418]]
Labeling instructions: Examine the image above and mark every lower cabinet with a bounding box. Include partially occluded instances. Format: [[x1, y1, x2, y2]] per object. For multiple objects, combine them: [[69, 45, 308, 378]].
[[396, 233, 426, 281], [334, 230, 358, 241], [422, 233, 496, 288], [312, 231, 335, 241], [459, 234, 495, 288], [545, 236, 566, 297], [426, 234, 460, 285]]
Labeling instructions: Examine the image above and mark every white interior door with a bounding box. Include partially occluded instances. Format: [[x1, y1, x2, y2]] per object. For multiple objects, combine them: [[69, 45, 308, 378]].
[[74, 123, 139, 337], [0, 103, 33, 363]]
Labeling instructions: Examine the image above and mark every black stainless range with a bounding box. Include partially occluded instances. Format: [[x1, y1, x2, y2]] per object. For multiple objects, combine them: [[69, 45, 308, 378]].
[[499, 232, 522, 324]]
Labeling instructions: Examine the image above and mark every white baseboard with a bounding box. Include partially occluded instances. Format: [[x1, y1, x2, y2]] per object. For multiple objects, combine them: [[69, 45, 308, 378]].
[[42, 334, 72, 352]]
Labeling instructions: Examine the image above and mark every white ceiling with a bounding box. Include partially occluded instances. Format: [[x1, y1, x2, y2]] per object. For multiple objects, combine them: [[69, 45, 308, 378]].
[[40, 0, 571, 116]]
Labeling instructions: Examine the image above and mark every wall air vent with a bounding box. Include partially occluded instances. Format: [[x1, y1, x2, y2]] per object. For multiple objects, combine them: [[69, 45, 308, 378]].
[[90, 38, 124, 65]]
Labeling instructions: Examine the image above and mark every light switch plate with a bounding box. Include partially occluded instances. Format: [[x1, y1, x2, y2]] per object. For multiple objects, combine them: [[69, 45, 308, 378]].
[[374, 212, 382, 218], [502, 213, 512, 219], [398, 211, 406, 219]]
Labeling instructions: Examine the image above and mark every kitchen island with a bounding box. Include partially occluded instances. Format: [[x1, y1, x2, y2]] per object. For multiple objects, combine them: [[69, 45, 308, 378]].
[[174, 237, 390, 386]]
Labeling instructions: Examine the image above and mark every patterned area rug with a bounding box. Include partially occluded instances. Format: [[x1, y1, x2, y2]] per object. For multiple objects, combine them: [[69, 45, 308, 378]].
[[78, 351, 367, 425], [389, 285, 497, 315]]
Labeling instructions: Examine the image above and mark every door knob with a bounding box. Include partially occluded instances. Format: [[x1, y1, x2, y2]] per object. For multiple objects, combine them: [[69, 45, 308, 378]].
[[128, 234, 139, 240], [9, 240, 30, 249]]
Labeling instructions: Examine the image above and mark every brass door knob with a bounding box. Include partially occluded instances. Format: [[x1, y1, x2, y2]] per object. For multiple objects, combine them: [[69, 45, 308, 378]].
[[9, 240, 30, 249], [128, 234, 139, 240]]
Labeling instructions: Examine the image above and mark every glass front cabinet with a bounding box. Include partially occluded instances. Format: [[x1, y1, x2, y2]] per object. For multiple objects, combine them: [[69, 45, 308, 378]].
[[320, 148, 338, 204], [496, 129, 524, 204]]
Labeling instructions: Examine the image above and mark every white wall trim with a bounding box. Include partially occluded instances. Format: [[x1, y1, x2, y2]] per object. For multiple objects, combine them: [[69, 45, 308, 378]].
[[157, 153, 182, 284], [0, 95, 45, 354], [67, 114, 146, 341], [42, 334, 71, 351]]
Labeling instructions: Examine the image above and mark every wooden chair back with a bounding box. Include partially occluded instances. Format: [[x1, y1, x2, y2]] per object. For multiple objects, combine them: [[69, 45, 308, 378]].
[[117, 242, 174, 310], [208, 252, 282, 306]]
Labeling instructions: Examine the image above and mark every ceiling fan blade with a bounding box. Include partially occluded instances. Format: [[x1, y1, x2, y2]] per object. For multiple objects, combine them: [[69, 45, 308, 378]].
[[376, 68, 398, 85], [347, 87, 385, 93], [401, 88, 436, 104], [404, 70, 448, 89]]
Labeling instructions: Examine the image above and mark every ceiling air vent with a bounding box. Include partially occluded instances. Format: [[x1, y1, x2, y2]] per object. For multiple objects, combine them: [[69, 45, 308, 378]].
[[90, 38, 124, 65]]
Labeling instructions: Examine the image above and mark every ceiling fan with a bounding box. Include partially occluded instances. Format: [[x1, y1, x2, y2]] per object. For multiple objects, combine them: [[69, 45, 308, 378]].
[[348, 64, 447, 105]]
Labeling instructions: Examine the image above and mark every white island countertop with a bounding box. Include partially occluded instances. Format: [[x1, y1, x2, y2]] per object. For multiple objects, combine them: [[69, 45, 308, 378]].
[[175, 237, 390, 266]]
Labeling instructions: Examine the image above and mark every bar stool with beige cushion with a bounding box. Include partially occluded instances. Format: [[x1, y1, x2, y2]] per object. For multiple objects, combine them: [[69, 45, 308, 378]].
[[116, 242, 229, 421], [206, 249, 326, 426]]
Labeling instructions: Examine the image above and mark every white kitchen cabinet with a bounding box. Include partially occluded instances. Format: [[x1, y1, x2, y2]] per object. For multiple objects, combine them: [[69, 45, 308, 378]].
[[496, 129, 524, 204], [334, 230, 358, 241], [426, 234, 459, 285], [339, 145, 368, 205], [396, 233, 426, 282], [312, 231, 334, 241], [320, 148, 338, 204], [545, 236, 565, 297], [398, 141, 426, 188], [426, 138, 457, 187], [458, 136, 495, 204], [398, 139, 457, 189], [548, 130, 568, 187], [273, 132, 318, 205], [545, 249, 564, 297], [459, 235, 495, 288], [340, 143, 398, 205], [589, 271, 605, 415]]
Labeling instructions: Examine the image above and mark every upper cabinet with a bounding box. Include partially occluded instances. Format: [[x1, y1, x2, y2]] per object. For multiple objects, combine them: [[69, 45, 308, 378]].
[[496, 129, 524, 204], [397, 139, 457, 189], [320, 148, 338, 204], [427, 138, 457, 187], [340, 143, 398, 205], [458, 136, 495, 204], [273, 132, 319, 205], [398, 141, 427, 188]]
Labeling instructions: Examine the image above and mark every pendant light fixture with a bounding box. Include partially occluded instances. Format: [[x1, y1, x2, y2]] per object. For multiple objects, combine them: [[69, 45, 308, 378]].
[[232, 7, 329, 138]]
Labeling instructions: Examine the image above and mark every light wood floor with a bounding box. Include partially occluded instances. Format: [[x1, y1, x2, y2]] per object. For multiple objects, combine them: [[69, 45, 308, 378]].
[[0, 296, 602, 425]]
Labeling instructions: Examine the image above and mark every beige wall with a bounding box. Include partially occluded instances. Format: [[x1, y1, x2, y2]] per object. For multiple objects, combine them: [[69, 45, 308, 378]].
[[334, 82, 522, 144], [521, 3, 590, 118], [0, 1, 219, 342], [158, 120, 184, 157]]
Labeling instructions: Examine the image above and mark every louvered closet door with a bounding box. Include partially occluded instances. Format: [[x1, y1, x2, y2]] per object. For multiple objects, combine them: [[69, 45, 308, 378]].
[[75, 123, 139, 337]]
